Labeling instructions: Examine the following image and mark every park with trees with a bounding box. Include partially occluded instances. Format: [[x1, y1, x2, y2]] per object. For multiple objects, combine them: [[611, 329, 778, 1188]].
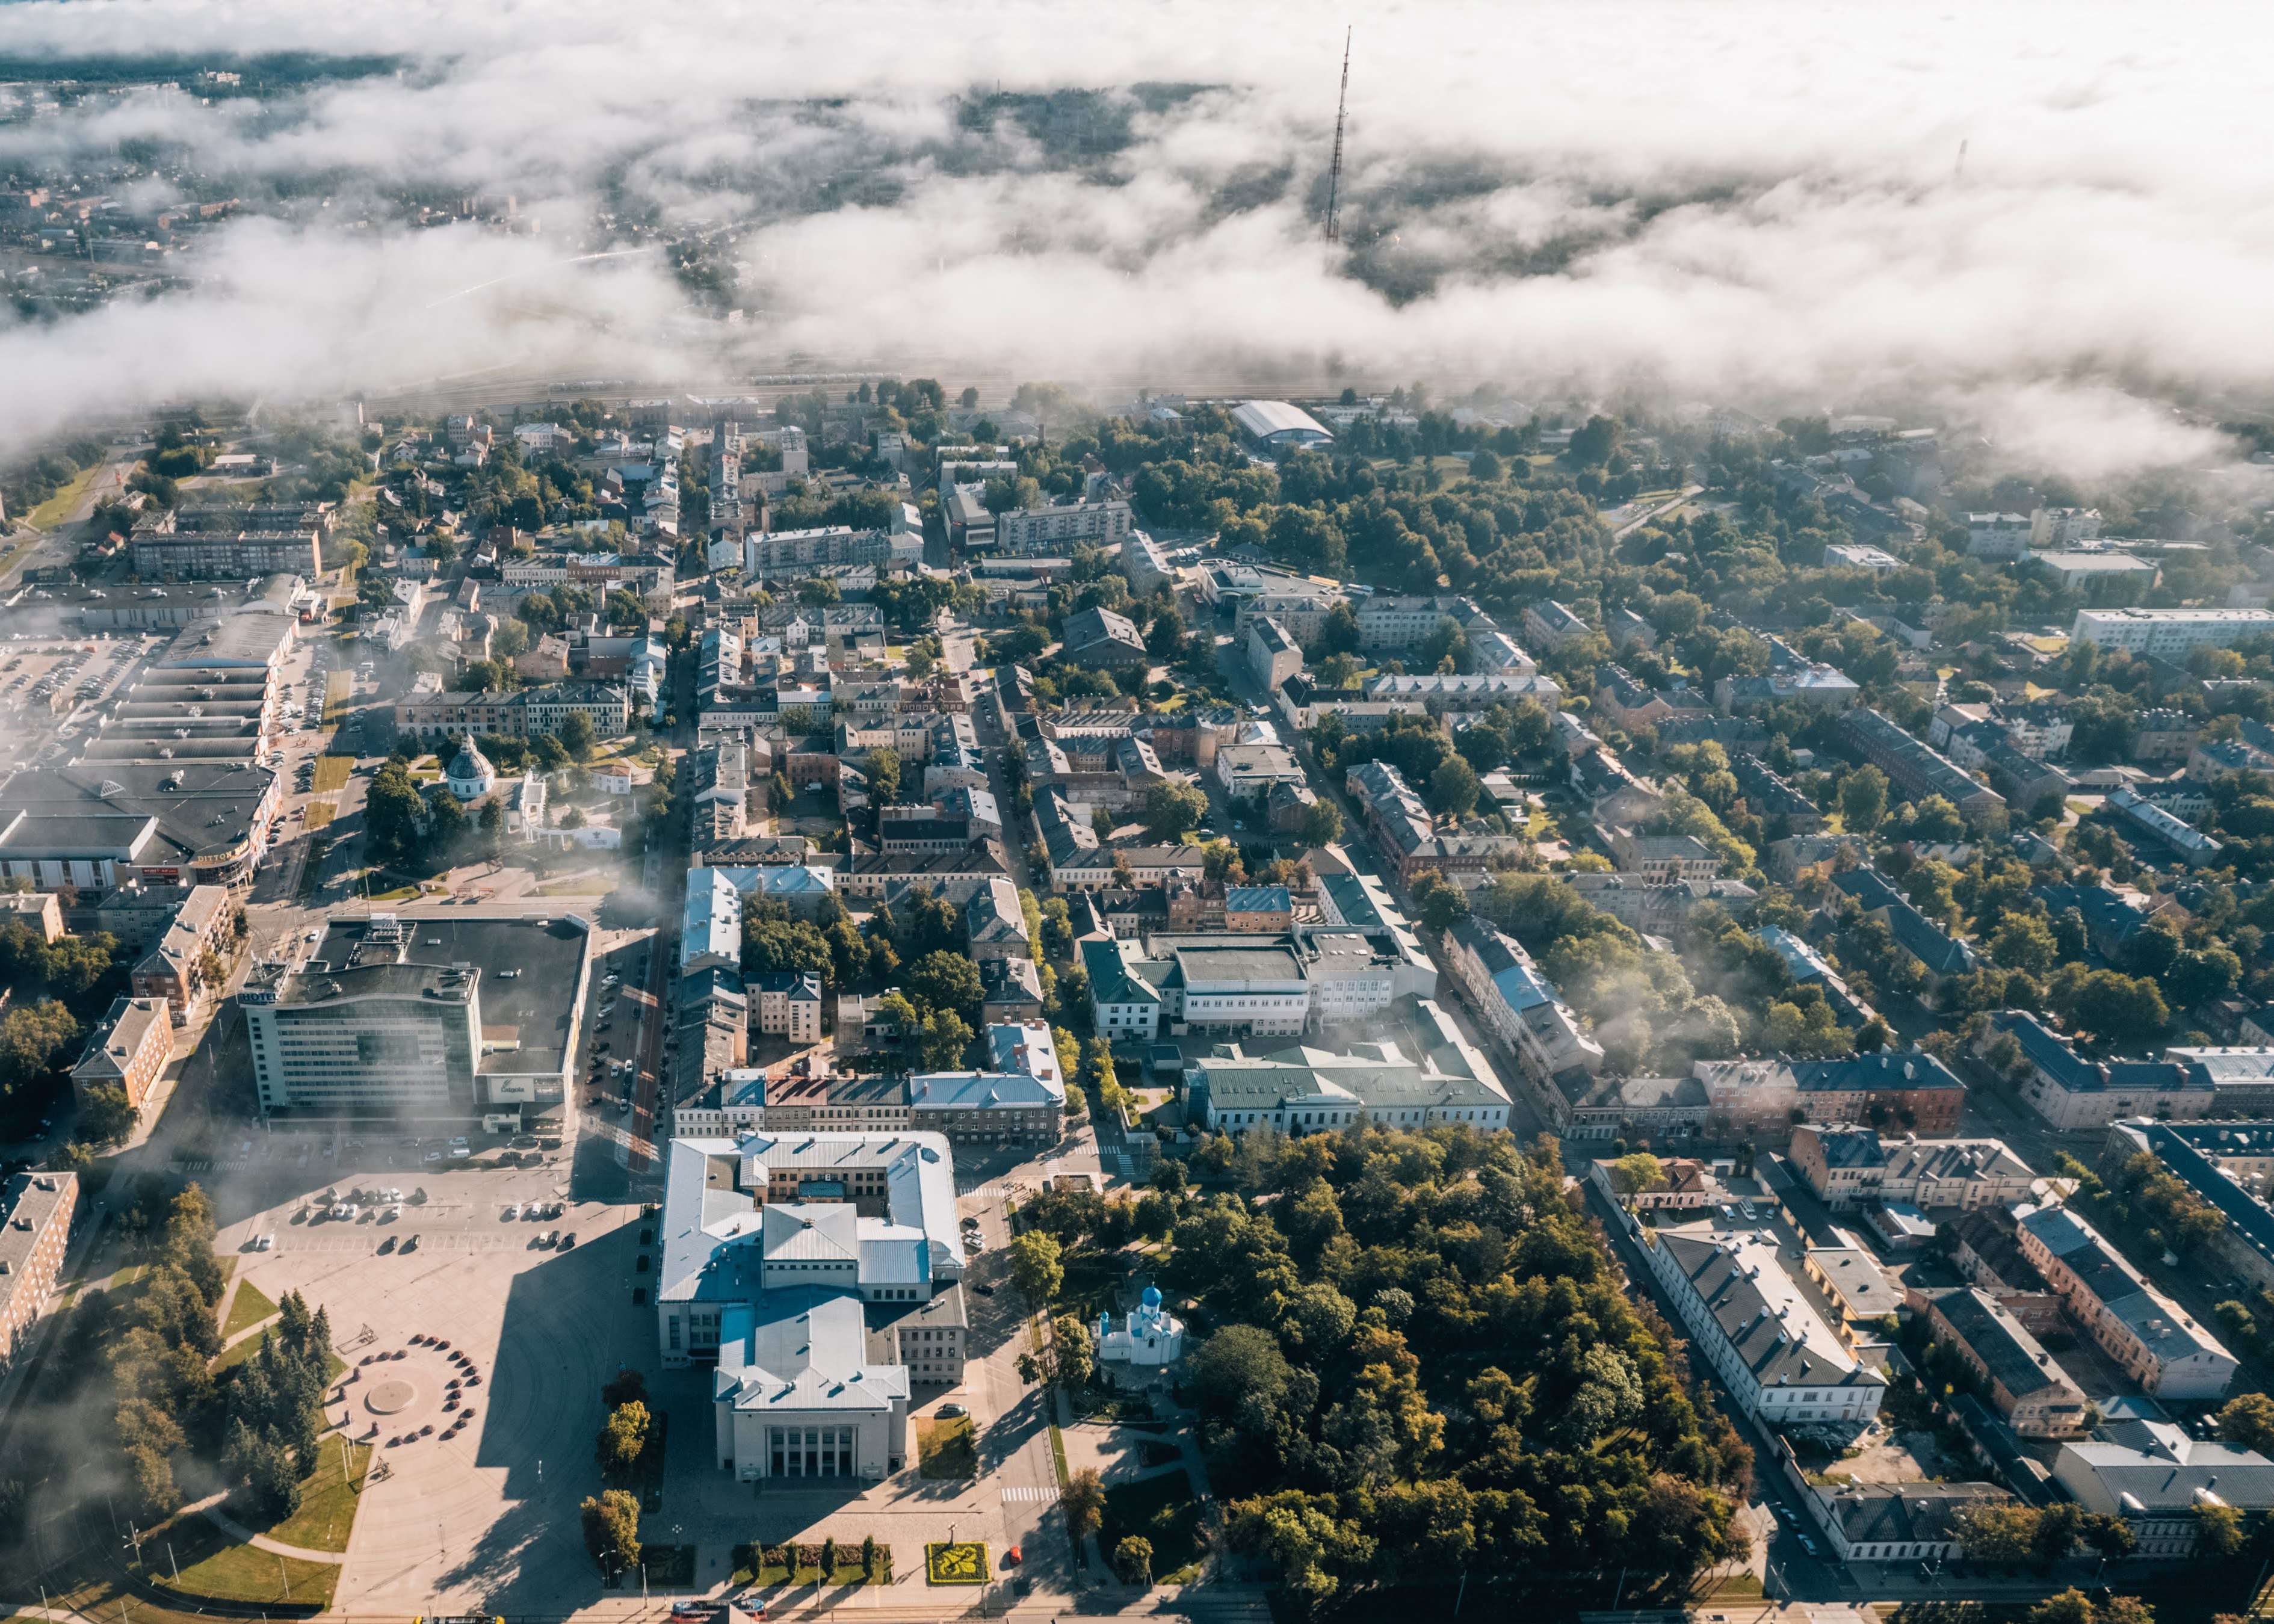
[[1004, 1125, 1753, 1611]]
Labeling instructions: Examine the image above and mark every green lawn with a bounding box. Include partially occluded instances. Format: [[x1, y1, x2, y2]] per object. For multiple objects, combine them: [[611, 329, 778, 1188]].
[[223, 1279, 280, 1340], [311, 753, 351, 792], [147, 1505, 339, 1607], [27, 465, 98, 530], [215, 1325, 345, 1382], [304, 801, 336, 829], [916, 1415, 976, 1479], [1099, 1472, 1205, 1581], [321, 673, 353, 726], [253, 1440, 369, 1553]]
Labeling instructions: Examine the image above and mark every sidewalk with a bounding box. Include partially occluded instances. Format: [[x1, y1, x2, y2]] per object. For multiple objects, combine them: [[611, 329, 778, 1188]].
[[189, 1489, 347, 1566]]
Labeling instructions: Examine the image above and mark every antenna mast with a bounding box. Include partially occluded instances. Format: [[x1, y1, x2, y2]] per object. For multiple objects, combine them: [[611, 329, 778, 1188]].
[[1324, 27, 1351, 244]]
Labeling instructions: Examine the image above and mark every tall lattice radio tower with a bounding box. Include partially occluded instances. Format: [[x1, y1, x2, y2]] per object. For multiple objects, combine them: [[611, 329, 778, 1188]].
[[1324, 28, 1352, 244]]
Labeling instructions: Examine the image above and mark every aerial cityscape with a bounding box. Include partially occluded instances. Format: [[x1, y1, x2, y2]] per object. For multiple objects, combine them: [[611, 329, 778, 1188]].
[[5, 4, 2274, 1624]]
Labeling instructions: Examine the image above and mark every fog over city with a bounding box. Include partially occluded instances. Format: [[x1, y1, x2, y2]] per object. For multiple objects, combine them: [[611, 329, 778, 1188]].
[[2, 0, 2272, 462]]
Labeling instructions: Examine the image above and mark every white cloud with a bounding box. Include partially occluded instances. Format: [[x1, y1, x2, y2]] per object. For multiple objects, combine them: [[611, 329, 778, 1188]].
[[0, 0, 2268, 472]]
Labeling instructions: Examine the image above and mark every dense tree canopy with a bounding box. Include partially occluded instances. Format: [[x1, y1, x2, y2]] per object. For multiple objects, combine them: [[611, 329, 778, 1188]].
[[1165, 1127, 1749, 1611]]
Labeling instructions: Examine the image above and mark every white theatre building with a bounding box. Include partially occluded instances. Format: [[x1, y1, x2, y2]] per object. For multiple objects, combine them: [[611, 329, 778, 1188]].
[[658, 1133, 967, 1482]]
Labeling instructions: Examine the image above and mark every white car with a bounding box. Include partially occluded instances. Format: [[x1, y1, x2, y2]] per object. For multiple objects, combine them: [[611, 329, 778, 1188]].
[[256, 1233, 275, 1251]]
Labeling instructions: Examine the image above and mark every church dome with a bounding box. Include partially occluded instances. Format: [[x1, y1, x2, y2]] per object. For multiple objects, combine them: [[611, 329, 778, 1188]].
[[445, 738, 496, 800], [1140, 1286, 1162, 1309]]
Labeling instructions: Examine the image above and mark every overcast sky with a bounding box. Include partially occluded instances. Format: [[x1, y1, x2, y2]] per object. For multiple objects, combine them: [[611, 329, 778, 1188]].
[[2, 0, 2270, 469]]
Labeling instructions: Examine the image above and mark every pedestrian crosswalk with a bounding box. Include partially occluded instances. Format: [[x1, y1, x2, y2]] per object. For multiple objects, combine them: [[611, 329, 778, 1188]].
[[1000, 1486, 1057, 1502]]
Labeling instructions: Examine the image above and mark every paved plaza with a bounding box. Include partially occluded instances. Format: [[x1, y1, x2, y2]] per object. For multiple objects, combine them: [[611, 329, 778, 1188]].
[[212, 1146, 1061, 1611]]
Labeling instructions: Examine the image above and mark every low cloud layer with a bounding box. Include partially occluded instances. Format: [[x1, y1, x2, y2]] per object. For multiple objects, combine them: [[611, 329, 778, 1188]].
[[2, 0, 2273, 464]]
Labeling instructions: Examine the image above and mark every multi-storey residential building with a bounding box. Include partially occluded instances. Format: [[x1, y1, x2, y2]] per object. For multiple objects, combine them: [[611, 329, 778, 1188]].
[[1788, 1125, 2038, 1210], [1595, 664, 1713, 731], [1046, 840, 1211, 892], [1984, 1011, 2238, 1131], [1817, 1483, 2015, 1567], [993, 498, 1133, 554], [743, 525, 921, 579], [2032, 507, 2103, 547], [2104, 785, 2224, 866], [2019, 1203, 2237, 1400], [908, 1022, 1066, 1144], [1441, 919, 1604, 1084], [1352, 594, 1498, 652], [1927, 1288, 2091, 1437], [2071, 607, 2274, 656], [70, 995, 172, 1119], [963, 877, 1030, 962], [980, 956, 1045, 1025], [672, 1072, 912, 1140], [0, 892, 61, 942], [1841, 708, 2005, 821], [752, 971, 823, 1046], [1559, 872, 1760, 938], [1832, 866, 1979, 999], [1223, 885, 1294, 934], [1607, 827, 1719, 881], [1731, 753, 1824, 833], [1246, 616, 1303, 694], [129, 883, 232, 1019], [2100, 1119, 2274, 1300], [1522, 600, 1590, 652], [1641, 1224, 1887, 1426], [1696, 1051, 1968, 1138], [1362, 671, 1562, 716], [1717, 638, 1861, 712], [836, 845, 1010, 900], [131, 508, 323, 579], [1967, 513, 2033, 558], [0, 1170, 76, 1374]]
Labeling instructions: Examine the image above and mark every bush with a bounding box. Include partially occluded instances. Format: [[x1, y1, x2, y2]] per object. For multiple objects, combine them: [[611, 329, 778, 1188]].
[[1113, 1534, 1154, 1586]]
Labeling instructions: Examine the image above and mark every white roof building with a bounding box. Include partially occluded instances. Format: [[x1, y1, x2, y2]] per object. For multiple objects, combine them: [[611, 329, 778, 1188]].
[[1230, 400, 1333, 448], [659, 1133, 965, 1481]]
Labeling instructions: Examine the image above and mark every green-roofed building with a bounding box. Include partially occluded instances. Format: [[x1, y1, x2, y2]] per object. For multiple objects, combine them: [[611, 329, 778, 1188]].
[[1185, 998, 1511, 1135], [1083, 936, 1164, 1040]]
